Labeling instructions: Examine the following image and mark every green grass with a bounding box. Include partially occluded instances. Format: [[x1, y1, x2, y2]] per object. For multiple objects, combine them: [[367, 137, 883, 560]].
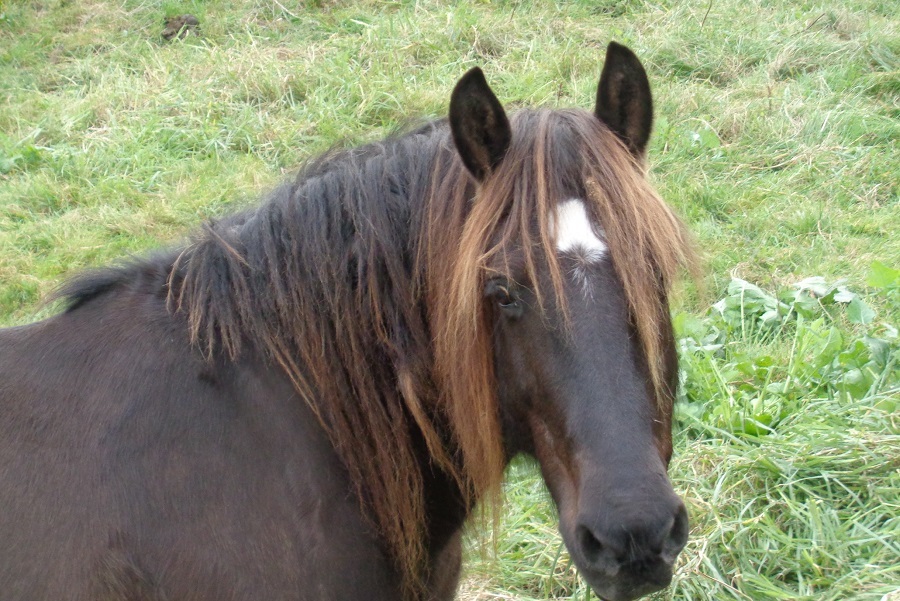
[[1, 0, 898, 599]]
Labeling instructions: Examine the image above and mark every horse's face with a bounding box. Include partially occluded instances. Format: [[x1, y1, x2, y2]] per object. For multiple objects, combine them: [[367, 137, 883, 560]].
[[450, 43, 688, 601], [485, 227, 688, 601]]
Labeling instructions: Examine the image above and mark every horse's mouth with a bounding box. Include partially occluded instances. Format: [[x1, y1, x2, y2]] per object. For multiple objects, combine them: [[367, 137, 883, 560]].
[[587, 582, 668, 601], [572, 553, 675, 601], [582, 573, 673, 601]]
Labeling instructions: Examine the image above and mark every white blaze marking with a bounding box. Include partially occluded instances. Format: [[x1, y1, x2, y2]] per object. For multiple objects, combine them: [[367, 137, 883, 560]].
[[550, 199, 607, 296], [552, 199, 607, 262]]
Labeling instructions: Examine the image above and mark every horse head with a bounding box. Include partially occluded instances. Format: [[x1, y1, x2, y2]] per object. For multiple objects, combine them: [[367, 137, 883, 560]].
[[448, 42, 690, 601]]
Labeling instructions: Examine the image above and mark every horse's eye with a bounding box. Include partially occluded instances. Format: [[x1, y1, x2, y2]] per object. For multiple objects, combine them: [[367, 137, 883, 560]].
[[496, 287, 515, 307], [485, 279, 522, 317]]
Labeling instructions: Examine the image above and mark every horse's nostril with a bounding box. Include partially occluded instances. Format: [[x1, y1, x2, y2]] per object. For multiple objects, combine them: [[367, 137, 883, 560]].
[[577, 524, 605, 564], [574, 501, 688, 574], [664, 504, 689, 557]]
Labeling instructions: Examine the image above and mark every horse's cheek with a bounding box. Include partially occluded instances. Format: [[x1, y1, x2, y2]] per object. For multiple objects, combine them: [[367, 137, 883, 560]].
[[526, 412, 578, 523]]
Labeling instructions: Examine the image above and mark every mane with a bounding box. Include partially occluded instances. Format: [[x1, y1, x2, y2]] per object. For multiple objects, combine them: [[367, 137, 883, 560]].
[[55, 109, 695, 598], [170, 122, 464, 597]]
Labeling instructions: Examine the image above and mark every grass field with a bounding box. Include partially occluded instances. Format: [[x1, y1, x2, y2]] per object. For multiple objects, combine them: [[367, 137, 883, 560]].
[[1, 0, 898, 599]]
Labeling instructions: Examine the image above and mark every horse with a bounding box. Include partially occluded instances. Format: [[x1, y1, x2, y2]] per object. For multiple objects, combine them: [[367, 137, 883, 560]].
[[0, 42, 694, 601]]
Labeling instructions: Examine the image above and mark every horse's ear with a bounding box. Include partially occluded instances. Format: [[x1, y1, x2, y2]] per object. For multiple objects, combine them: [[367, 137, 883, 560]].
[[449, 67, 512, 181], [595, 42, 653, 157]]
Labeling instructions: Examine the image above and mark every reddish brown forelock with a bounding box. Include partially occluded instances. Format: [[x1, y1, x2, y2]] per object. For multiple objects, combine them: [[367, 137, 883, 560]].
[[437, 110, 696, 471], [431, 108, 696, 522]]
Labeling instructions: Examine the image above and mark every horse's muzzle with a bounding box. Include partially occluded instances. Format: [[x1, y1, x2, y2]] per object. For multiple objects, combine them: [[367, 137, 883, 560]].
[[571, 500, 689, 601]]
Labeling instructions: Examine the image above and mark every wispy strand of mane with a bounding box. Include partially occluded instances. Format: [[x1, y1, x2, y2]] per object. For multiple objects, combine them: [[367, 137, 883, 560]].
[[161, 108, 695, 596]]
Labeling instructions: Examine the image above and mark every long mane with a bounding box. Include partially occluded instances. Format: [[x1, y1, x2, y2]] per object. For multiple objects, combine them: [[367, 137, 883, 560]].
[[171, 122, 472, 595], [57, 109, 695, 597]]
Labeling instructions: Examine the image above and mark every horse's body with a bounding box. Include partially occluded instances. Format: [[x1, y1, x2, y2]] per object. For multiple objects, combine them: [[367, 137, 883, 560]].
[[0, 44, 693, 601], [0, 280, 459, 600]]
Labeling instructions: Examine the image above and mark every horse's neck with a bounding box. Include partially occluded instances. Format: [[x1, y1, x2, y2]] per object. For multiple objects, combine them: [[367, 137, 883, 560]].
[[420, 459, 467, 600], [422, 460, 468, 553], [399, 411, 465, 559]]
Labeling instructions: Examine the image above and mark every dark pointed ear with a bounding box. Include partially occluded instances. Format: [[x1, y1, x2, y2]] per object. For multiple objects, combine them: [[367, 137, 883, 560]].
[[449, 67, 512, 181], [595, 42, 654, 157]]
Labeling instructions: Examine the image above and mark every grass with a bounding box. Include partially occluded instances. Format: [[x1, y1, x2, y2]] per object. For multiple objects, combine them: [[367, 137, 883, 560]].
[[1, 0, 898, 599]]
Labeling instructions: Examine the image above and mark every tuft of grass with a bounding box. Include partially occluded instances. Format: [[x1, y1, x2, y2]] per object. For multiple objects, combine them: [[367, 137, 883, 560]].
[[1, 0, 898, 599]]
